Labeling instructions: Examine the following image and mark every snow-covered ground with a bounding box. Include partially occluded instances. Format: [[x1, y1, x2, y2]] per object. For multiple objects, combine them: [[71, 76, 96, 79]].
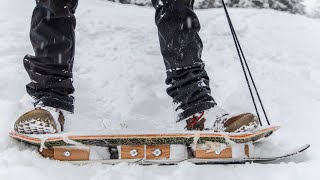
[[305, 0, 320, 18], [1, 0, 320, 179]]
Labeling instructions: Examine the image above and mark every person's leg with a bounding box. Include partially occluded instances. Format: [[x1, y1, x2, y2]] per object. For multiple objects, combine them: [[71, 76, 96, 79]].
[[152, 0, 216, 121], [24, 0, 78, 113]]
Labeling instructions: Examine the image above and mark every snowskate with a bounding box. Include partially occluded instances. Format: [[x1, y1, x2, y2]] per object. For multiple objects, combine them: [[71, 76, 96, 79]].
[[10, 107, 310, 165], [9, 125, 310, 165]]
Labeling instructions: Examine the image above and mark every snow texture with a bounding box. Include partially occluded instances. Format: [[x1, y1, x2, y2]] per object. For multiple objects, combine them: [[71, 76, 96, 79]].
[[304, 0, 320, 17], [0, 0, 319, 179], [90, 146, 111, 160], [106, 0, 306, 14], [170, 145, 188, 159]]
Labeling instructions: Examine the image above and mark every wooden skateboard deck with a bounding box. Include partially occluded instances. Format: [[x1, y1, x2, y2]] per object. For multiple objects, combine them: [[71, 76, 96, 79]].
[[10, 125, 279, 148], [9, 126, 288, 163]]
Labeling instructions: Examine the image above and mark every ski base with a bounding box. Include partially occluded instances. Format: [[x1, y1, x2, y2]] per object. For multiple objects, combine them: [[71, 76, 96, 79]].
[[67, 144, 310, 165], [10, 126, 310, 165]]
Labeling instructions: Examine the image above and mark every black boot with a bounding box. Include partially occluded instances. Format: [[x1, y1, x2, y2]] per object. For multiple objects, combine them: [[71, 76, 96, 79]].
[[23, 0, 78, 113]]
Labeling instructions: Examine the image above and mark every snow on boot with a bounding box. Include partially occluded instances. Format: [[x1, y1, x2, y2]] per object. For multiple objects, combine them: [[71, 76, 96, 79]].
[[208, 106, 259, 133], [180, 106, 259, 132], [215, 113, 259, 133], [14, 107, 65, 134]]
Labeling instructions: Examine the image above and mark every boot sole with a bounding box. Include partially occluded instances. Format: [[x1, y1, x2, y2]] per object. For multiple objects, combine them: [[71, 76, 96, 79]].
[[15, 109, 59, 134]]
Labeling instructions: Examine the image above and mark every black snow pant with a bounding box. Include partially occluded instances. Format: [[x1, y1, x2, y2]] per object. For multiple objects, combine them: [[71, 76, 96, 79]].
[[24, 0, 216, 121], [24, 0, 78, 113]]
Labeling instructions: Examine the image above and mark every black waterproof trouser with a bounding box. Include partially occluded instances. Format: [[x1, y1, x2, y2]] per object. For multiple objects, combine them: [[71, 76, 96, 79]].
[[24, 0, 78, 112], [24, 0, 216, 121]]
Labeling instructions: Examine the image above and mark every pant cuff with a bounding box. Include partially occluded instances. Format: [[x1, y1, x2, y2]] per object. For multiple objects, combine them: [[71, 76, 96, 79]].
[[34, 96, 74, 113], [177, 101, 216, 122]]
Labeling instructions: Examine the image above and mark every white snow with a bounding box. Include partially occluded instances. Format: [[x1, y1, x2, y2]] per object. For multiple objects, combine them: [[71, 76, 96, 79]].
[[231, 143, 247, 158], [0, 0, 320, 179], [89, 146, 110, 160], [170, 145, 188, 159], [304, 0, 320, 18]]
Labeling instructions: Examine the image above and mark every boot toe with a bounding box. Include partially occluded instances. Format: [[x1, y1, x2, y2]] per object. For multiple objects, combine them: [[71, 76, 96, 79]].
[[224, 113, 259, 133], [14, 109, 59, 134]]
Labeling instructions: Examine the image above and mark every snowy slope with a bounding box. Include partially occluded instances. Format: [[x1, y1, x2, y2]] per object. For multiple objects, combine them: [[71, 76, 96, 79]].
[[0, 0, 320, 179]]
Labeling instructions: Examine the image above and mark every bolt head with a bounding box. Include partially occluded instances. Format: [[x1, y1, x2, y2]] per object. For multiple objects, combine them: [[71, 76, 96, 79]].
[[64, 151, 71, 157], [215, 150, 221, 155], [130, 149, 138, 157], [153, 149, 162, 157]]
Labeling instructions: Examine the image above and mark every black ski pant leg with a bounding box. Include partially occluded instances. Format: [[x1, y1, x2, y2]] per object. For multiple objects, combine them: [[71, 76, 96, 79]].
[[152, 0, 216, 121], [23, 0, 78, 113]]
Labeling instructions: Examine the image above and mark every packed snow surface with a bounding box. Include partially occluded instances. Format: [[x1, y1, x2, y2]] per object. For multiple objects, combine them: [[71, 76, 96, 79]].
[[0, 0, 320, 179]]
